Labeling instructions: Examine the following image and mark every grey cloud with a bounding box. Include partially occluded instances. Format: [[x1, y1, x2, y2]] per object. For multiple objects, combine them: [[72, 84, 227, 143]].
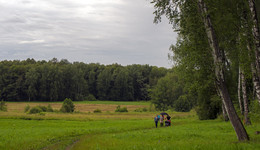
[[0, 0, 177, 68]]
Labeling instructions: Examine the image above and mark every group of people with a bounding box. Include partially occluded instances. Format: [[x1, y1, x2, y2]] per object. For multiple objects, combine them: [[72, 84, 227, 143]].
[[154, 114, 171, 128]]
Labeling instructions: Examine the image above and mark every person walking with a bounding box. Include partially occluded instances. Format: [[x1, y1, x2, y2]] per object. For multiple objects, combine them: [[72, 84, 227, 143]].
[[154, 115, 158, 128], [160, 116, 164, 127]]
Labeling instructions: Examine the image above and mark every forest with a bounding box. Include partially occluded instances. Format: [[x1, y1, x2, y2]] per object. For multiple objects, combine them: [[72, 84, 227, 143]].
[[150, 0, 260, 141], [0, 58, 169, 102]]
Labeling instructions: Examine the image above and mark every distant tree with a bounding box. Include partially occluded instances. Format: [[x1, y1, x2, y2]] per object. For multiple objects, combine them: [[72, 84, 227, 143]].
[[25, 67, 39, 101], [97, 67, 113, 100], [111, 68, 134, 101], [151, 72, 183, 111], [60, 98, 75, 113]]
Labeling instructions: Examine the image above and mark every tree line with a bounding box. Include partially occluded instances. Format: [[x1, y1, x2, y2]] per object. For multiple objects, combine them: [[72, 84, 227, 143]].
[[151, 0, 260, 141], [0, 58, 169, 102]]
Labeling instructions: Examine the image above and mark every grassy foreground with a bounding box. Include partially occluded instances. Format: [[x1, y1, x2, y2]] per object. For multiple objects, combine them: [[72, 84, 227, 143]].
[[1, 102, 260, 150]]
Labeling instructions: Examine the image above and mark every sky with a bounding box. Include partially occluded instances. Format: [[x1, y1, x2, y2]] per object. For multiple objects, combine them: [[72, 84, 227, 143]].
[[0, 0, 177, 68]]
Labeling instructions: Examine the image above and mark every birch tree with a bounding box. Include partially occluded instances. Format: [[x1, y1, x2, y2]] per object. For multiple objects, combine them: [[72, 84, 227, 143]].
[[241, 70, 252, 125], [238, 67, 244, 115], [152, 0, 249, 141], [248, 0, 260, 104], [197, 0, 249, 141]]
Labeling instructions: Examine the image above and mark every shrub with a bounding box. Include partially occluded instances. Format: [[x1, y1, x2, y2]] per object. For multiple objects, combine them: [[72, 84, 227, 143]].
[[39, 112, 46, 116], [85, 94, 97, 101], [134, 107, 148, 112], [60, 98, 75, 113], [27, 105, 53, 114], [47, 104, 53, 112], [24, 105, 30, 113], [38, 106, 47, 112], [115, 105, 128, 112], [93, 109, 102, 113], [0, 100, 7, 111], [142, 107, 148, 112], [29, 106, 43, 114]]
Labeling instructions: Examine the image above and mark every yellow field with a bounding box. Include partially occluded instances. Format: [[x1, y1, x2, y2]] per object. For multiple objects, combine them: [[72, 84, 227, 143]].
[[6, 102, 146, 113], [1, 102, 195, 121]]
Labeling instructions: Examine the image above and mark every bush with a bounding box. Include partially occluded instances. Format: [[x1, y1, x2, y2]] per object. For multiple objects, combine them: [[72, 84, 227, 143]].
[[85, 94, 97, 101], [60, 98, 75, 113], [134, 107, 148, 112], [47, 104, 53, 112], [0, 100, 7, 111], [24, 105, 30, 113], [93, 109, 102, 113], [115, 105, 128, 112], [27, 105, 53, 114], [29, 106, 43, 114], [38, 106, 47, 112]]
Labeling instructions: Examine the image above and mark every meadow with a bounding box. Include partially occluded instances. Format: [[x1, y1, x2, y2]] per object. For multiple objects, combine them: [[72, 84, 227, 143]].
[[1, 101, 260, 150]]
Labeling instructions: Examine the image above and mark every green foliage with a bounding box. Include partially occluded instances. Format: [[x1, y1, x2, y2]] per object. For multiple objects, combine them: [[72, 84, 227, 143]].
[[47, 104, 54, 112], [0, 100, 7, 111], [0, 59, 169, 102], [151, 72, 184, 111], [134, 107, 148, 112], [85, 94, 97, 101], [115, 105, 128, 112], [174, 95, 192, 112], [38, 106, 47, 112], [93, 109, 102, 113], [24, 105, 30, 113], [60, 98, 75, 113], [250, 100, 260, 114], [29, 106, 43, 114], [28, 105, 54, 114], [196, 94, 222, 120]]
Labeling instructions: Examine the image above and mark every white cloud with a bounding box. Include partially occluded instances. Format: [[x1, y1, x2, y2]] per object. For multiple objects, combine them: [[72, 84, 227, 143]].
[[19, 39, 45, 44]]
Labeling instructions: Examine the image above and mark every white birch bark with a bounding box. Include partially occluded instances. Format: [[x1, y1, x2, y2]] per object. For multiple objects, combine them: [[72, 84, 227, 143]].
[[238, 67, 244, 115], [198, 0, 249, 141], [248, 0, 260, 105], [222, 102, 229, 121]]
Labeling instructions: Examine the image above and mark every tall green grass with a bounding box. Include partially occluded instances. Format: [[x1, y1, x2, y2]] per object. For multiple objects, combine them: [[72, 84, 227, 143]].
[[0, 118, 152, 150], [1, 108, 260, 150], [72, 118, 260, 150]]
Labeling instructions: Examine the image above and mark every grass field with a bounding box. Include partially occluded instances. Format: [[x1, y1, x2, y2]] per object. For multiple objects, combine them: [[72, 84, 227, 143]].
[[1, 101, 260, 150]]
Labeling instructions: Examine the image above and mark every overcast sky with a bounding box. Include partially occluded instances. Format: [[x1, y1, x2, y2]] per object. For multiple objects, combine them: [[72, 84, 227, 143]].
[[0, 0, 177, 68]]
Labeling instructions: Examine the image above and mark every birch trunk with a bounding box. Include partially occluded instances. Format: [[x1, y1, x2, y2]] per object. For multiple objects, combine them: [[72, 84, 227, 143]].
[[217, 86, 229, 121], [246, 41, 260, 103], [251, 62, 260, 101], [222, 103, 229, 121], [238, 67, 244, 115], [241, 71, 252, 125], [198, 0, 249, 141], [248, 0, 260, 96]]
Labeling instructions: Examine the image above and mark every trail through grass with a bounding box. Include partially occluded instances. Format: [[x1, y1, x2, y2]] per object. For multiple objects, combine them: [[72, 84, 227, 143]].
[[71, 118, 260, 150], [1, 102, 260, 150], [0, 119, 152, 150]]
